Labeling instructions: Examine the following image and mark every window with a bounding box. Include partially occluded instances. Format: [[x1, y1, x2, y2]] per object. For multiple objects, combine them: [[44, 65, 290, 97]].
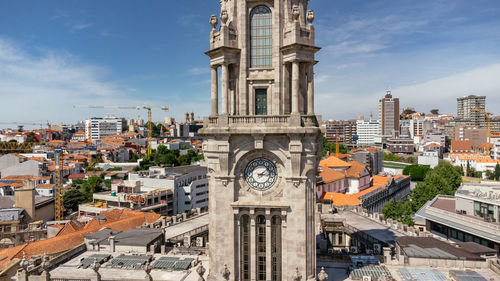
[[240, 215, 250, 281], [271, 216, 282, 281], [256, 215, 266, 281], [255, 89, 268, 115], [250, 5, 272, 67]]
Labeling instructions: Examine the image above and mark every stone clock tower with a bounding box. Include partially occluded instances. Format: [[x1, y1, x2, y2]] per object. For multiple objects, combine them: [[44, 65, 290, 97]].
[[200, 0, 321, 280]]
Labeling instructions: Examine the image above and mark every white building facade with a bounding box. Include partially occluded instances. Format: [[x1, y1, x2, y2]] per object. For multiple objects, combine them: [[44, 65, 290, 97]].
[[356, 119, 381, 147], [85, 116, 123, 143]]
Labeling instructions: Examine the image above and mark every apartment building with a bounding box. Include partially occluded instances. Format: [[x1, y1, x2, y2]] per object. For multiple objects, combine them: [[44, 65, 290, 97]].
[[128, 165, 208, 214], [356, 119, 381, 147], [379, 91, 400, 137], [417, 182, 500, 253], [323, 120, 357, 146], [457, 95, 486, 126], [78, 180, 174, 217], [85, 116, 123, 143]]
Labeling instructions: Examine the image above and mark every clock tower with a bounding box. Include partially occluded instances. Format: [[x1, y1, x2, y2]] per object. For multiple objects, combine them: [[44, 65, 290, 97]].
[[201, 0, 322, 280]]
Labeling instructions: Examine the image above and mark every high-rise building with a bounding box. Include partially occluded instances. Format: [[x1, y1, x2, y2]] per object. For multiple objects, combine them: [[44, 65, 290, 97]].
[[356, 118, 381, 147], [85, 116, 122, 143], [379, 91, 400, 137], [323, 120, 357, 146], [457, 95, 486, 125], [201, 1, 321, 280]]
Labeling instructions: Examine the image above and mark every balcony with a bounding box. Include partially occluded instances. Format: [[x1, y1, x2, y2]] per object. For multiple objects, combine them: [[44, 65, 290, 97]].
[[205, 115, 320, 128]]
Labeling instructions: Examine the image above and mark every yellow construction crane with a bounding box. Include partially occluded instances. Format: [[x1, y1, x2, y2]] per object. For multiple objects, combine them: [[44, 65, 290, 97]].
[[73, 105, 169, 158], [472, 108, 493, 142], [54, 147, 64, 221]]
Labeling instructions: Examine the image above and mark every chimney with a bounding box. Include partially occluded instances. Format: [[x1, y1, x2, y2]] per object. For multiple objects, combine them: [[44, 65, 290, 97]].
[[109, 234, 116, 252], [15, 180, 36, 222]]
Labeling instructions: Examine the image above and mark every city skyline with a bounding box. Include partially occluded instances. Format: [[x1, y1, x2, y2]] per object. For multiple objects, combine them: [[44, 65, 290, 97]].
[[0, 0, 499, 124]]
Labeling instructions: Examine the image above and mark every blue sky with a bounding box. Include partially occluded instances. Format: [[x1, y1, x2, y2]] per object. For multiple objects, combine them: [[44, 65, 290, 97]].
[[0, 0, 499, 126]]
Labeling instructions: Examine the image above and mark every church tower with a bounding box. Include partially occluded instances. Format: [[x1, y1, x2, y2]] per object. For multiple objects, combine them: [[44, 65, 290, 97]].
[[201, 0, 321, 280]]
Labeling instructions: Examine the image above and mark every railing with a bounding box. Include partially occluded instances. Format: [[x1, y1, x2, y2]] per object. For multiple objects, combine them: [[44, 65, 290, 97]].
[[229, 115, 290, 124], [427, 206, 500, 231], [205, 115, 319, 127]]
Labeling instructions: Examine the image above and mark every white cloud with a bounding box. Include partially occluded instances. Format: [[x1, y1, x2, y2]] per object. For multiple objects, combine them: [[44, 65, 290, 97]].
[[187, 66, 209, 76], [316, 63, 500, 119], [0, 37, 145, 123]]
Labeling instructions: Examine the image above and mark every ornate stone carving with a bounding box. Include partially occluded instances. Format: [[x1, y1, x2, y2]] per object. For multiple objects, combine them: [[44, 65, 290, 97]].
[[221, 10, 229, 26], [143, 261, 153, 281], [292, 267, 302, 281], [196, 262, 206, 281], [41, 254, 50, 272], [317, 267, 328, 281], [292, 5, 300, 22], [20, 252, 29, 272], [91, 258, 101, 276], [307, 10, 315, 25], [210, 15, 218, 30], [221, 264, 230, 280]]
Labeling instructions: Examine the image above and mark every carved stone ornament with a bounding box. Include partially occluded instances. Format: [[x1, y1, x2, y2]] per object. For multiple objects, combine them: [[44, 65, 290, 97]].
[[317, 267, 328, 281], [292, 5, 300, 22], [221, 10, 229, 26], [91, 258, 101, 273], [292, 267, 302, 281], [196, 262, 206, 281], [41, 254, 50, 272], [293, 179, 301, 188], [307, 10, 315, 25], [221, 264, 230, 281], [20, 252, 29, 271], [210, 15, 218, 30]]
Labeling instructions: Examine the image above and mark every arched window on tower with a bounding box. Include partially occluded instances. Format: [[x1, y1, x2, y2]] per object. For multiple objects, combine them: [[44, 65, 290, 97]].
[[250, 5, 272, 67]]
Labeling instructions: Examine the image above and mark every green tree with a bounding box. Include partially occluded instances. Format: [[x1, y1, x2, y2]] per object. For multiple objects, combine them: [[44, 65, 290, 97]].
[[322, 137, 348, 157], [81, 176, 104, 201], [402, 165, 431, 181], [63, 189, 88, 211], [495, 163, 500, 181]]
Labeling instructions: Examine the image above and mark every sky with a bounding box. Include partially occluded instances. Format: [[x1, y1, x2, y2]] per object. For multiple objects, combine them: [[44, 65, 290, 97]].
[[0, 0, 499, 126]]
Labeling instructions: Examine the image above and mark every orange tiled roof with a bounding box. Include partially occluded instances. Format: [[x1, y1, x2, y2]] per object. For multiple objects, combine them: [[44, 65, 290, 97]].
[[0, 210, 160, 267], [319, 167, 345, 183], [35, 184, 54, 189], [320, 175, 393, 206], [346, 161, 367, 178], [451, 140, 473, 151], [319, 156, 351, 168], [424, 143, 440, 147]]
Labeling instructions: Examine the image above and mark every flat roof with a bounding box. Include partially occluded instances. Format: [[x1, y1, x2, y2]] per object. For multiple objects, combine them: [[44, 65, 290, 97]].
[[164, 214, 208, 241], [322, 211, 405, 246], [416, 198, 500, 244], [85, 228, 163, 247], [396, 237, 488, 261]]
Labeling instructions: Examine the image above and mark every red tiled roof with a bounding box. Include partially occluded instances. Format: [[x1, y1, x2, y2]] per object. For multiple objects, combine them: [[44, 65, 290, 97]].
[[319, 167, 345, 183], [451, 140, 473, 151], [0, 210, 160, 267], [319, 156, 351, 168]]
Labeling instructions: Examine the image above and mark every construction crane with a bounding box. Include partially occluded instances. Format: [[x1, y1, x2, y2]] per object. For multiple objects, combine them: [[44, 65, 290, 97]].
[[54, 147, 64, 221], [73, 105, 169, 158], [472, 108, 493, 142]]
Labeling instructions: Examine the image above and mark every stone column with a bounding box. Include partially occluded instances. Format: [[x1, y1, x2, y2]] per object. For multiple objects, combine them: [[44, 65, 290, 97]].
[[250, 214, 256, 281], [211, 66, 219, 116], [221, 63, 229, 115], [291, 61, 300, 114], [307, 63, 314, 115]]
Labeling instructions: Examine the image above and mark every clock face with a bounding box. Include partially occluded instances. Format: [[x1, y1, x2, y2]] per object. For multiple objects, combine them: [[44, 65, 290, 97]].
[[244, 158, 278, 191]]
